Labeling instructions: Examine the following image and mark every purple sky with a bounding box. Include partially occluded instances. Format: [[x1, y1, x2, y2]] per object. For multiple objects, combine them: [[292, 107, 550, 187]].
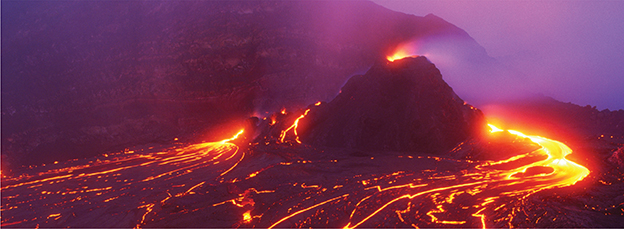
[[372, 0, 624, 110]]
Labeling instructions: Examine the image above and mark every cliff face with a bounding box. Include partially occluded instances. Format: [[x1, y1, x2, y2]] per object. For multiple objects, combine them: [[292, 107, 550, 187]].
[[1, 1, 490, 167], [299, 57, 486, 153]]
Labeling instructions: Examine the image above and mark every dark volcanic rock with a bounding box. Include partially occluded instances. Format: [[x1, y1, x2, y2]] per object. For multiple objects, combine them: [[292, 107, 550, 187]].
[[608, 146, 624, 168], [299, 56, 486, 153]]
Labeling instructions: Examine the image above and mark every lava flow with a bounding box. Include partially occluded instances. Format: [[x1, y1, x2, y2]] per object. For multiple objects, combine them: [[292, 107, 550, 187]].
[[1, 121, 592, 228], [1, 130, 245, 228], [264, 124, 590, 228], [279, 108, 311, 144]]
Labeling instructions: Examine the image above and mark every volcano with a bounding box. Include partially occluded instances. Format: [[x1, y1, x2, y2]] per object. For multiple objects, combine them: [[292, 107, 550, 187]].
[[2, 56, 620, 228], [2, 1, 623, 228], [299, 56, 485, 153]]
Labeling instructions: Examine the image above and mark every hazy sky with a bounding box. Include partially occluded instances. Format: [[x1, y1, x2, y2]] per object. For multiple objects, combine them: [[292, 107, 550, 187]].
[[372, 0, 624, 110]]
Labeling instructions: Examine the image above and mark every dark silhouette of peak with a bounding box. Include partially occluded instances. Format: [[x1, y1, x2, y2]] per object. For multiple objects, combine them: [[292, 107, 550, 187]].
[[299, 56, 486, 153]]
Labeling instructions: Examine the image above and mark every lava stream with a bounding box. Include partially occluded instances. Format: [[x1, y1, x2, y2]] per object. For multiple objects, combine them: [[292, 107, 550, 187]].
[[1, 122, 591, 228], [267, 124, 589, 228], [1, 131, 245, 228], [279, 108, 310, 143]]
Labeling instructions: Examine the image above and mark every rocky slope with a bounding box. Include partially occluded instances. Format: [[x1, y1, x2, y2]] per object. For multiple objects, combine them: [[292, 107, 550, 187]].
[[299, 56, 486, 153]]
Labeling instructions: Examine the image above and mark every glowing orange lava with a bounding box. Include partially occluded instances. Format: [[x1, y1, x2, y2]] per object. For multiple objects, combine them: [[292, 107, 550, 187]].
[[387, 42, 418, 62], [2, 120, 591, 228], [279, 109, 310, 144], [220, 129, 244, 144], [268, 123, 590, 229], [339, 124, 589, 228], [387, 49, 412, 62], [1, 130, 246, 228], [243, 210, 252, 223]]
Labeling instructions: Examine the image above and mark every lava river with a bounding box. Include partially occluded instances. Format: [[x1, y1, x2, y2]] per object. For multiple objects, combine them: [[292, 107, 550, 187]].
[[1, 124, 590, 228]]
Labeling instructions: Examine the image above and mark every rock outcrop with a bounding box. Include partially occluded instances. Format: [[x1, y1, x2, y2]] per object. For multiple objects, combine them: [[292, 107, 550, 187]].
[[299, 56, 486, 153], [608, 147, 624, 168]]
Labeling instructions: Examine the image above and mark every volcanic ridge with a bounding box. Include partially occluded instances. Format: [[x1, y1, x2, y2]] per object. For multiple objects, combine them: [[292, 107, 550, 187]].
[[298, 56, 485, 153]]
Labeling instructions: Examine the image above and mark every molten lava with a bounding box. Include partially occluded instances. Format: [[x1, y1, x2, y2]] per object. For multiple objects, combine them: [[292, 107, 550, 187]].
[[279, 109, 310, 144], [266, 124, 590, 229], [243, 210, 252, 223], [1, 120, 592, 228], [387, 42, 419, 62], [220, 129, 244, 144], [387, 50, 412, 62], [1, 130, 247, 228]]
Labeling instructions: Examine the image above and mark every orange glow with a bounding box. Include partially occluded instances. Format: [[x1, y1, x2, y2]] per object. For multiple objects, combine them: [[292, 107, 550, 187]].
[[279, 109, 310, 143], [315, 101, 322, 106], [387, 49, 412, 62], [471, 208, 487, 229], [268, 194, 350, 229], [2, 128, 245, 228], [220, 129, 244, 144], [46, 213, 61, 220], [502, 127, 590, 185], [335, 123, 589, 229], [487, 123, 503, 133], [342, 181, 485, 229], [183, 181, 205, 195], [1, 120, 591, 228], [219, 148, 244, 177], [387, 42, 419, 62], [243, 210, 252, 223]]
